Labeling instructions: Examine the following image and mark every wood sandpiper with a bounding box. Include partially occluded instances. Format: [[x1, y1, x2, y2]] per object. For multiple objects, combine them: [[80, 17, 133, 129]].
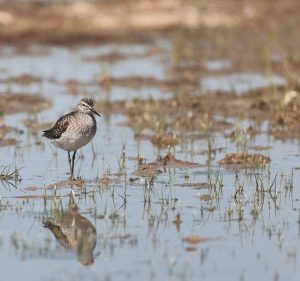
[[42, 98, 100, 180], [43, 203, 97, 265]]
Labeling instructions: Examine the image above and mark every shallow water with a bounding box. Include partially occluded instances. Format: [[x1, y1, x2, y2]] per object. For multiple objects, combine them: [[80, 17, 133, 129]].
[[201, 73, 286, 94], [0, 43, 300, 281]]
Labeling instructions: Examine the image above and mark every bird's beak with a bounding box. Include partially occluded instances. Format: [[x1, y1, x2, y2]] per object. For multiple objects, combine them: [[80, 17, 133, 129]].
[[91, 108, 101, 117]]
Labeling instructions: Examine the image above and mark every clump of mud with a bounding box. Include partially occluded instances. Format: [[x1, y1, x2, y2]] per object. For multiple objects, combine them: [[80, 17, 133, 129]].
[[45, 179, 85, 190], [176, 182, 212, 190], [83, 47, 163, 63], [99, 76, 197, 92], [0, 125, 19, 137], [96, 177, 122, 186], [0, 74, 42, 85], [151, 132, 179, 148], [183, 235, 214, 244], [157, 153, 199, 168], [0, 94, 51, 114], [134, 152, 199, 177], [134, 163, 163, 177], [0, 138, 18, 147], [197, 194, 213, 201], [218, 152, 271, 169]]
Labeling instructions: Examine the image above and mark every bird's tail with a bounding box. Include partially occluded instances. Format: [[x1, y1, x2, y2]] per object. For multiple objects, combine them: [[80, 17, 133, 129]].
[[42, 130, 51, 138]]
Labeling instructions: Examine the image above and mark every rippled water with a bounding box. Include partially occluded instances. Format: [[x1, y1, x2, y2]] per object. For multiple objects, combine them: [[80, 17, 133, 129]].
[[0, 43, 299, 281]]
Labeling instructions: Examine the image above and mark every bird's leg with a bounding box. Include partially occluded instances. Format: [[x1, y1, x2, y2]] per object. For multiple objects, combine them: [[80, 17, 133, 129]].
[[68, 151, 72, 174], [70, 150, 77, 180]]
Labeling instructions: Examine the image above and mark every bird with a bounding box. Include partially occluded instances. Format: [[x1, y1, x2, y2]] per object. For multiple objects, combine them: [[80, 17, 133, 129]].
[[42, 98, 100, 180], [43, 204, 97, 266]]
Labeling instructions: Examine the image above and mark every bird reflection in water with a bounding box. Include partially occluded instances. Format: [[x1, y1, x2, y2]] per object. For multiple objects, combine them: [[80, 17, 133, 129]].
[[43, 203, 97, 266]]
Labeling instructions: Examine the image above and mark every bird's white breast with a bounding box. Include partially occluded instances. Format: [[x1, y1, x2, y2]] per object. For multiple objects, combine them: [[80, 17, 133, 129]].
[[52, 113, 97, 151]]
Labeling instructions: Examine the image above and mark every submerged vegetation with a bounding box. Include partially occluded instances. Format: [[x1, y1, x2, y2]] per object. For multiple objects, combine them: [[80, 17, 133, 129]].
[[0, 165, 22, 190]]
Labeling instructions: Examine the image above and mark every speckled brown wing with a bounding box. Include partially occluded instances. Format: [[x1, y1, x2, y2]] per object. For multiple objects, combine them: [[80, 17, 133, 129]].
[[42, 111, 76, 139]]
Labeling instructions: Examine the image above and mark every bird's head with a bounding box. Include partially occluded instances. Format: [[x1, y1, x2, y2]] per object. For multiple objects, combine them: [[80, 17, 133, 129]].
[[78, 98, 101, 117]]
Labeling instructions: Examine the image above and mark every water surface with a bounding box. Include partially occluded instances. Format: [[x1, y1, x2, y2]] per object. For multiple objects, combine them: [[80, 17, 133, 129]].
[[0, 43, 299, 281]]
